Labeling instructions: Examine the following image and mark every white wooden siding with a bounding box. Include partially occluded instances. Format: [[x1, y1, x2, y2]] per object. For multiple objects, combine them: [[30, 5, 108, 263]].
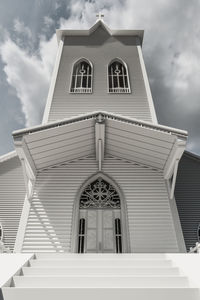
[[22, 156, 179, 253], [0, 157, 26, 250], [47, 27, 153, 123]]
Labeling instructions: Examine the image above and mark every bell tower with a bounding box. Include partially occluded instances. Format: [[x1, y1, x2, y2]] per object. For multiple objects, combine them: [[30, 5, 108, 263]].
[[42, 19, 157, 124]]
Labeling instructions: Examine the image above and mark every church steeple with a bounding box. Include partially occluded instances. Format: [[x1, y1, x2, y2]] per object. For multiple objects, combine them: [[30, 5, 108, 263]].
[[42, 20, 157, 124]]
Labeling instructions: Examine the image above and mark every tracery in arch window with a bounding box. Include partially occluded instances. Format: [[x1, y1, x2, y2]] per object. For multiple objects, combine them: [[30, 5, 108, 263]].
[[108, 59, 131, 93], [80, 177, 121, 209], [70, 59, 92, 93]]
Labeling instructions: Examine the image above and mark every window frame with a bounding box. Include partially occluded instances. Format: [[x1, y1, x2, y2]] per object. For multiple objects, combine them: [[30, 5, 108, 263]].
[[107, 58, 131, 94], [69, 58, 93, 94]]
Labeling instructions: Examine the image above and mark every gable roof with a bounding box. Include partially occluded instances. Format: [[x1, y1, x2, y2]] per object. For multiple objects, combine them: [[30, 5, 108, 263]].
[[56, 19, 144, 44], [0, 151, 17, 164], [13, 111, 187, 175], [183, 150, 200, 162]]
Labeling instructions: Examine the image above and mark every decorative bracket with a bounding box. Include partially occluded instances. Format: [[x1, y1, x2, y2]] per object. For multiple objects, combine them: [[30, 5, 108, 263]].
[[15, 138, 36, 201], [95, 114, 105, 171], [169, 159, 179, 200]]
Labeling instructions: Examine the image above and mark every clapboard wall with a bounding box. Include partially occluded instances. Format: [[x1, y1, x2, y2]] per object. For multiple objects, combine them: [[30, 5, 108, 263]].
[[48, 25, 153, 123], [0, 156, 25, 250], [22, 155, 179, 253], [175, 151, 200, 251]]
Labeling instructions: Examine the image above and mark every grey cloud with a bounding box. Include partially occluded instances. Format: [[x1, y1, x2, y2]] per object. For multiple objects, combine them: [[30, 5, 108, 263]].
[[0, 0, 200, 156]]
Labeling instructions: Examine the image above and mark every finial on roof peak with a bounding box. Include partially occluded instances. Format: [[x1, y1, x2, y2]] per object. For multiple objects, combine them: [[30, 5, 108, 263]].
[[96, 12, 104, 22]]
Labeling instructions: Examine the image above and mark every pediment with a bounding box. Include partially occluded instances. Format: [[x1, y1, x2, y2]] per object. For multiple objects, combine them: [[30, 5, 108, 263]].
[[56, 20, 144, 44], [13, 111, 187, 178]]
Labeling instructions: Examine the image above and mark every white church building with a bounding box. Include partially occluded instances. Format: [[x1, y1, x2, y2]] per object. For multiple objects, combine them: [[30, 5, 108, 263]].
[[0, 17, 200, 300]]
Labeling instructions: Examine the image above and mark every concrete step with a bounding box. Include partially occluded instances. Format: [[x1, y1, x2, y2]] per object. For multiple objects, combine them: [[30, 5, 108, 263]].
[[13, 275, 189, 288], [3, 287, 200, 300], [34, 253, 168, 260], [22, 266, 180, 276], [29, 258, 173, 268]]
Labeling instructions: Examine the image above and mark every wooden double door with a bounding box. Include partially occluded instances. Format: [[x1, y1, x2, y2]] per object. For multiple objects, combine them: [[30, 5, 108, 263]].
[[78, 209, 122, 253]]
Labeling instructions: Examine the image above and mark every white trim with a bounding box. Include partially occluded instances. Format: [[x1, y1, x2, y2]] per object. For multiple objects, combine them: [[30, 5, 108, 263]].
[[165, 180, 187, 253], [137, 45, 158, 124], [71, 172, 130, 253], [164, 140, 186, 179], [56, 20, 144, 44], [22, 138, 37, 179], [42, 38, 64, 124], [107, 58, 131, 94], [0, 151, 17, 163], [69, 57, 93, 94], [14, 195, 31, 253], [98, 139, 102, 171], [170, 159, 179, 199], [13, 110, 188, 139], [15, 145, 36, 181], [20, 158, 29, 195], [95, 122, 105, 162]]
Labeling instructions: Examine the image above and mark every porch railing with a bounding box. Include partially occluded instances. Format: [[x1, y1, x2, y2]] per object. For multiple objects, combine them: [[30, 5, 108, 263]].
[[189, 242, 200, 253]]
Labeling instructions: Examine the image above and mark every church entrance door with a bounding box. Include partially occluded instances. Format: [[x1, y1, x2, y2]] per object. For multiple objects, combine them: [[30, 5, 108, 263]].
[[78, 209, 122, 253], [77, 177, 122, 253]]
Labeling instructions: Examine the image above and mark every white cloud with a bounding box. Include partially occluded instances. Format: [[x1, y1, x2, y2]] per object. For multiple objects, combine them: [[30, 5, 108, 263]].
[[0, 0, 200, 153], [13, 19, 32, 39], [44, 16, 55, 28], [0, 34, 57, 127]]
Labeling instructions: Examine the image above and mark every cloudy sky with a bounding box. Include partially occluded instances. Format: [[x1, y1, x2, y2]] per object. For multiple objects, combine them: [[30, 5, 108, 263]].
[[0, 0, 200, 156]]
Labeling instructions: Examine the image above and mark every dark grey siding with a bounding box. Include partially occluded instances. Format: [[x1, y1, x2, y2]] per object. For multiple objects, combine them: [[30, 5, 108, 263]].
[[48, 25, 153, 123], [0, 156, 26, 250], [175, 151, 200, 251]]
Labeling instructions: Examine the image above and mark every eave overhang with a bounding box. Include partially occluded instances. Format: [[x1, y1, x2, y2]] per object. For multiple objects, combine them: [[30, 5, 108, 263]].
[[13, 111, 188, 179], [56, 20, 144, 45], [0, 150, 17, 163]]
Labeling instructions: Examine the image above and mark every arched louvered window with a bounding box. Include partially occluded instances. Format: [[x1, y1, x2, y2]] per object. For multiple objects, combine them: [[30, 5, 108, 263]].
[[108, 59, 130, 93], [70, 59, 92, 93]]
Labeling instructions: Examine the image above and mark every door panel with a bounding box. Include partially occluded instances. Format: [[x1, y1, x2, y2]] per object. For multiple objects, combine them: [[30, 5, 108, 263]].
[[78, 209, 122, 253], [87, 210, 98, 252], [102, 210, 114, 252]]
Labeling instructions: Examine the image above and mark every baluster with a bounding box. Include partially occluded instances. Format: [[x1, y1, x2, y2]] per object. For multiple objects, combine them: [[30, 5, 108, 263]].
[[111, 66, 114, 92], [122, 66, 126, 91], [86, 65, 89, 90], [74, 65, 78, 91], [116, 64, 120, 89], [80, 64, 84, 88]]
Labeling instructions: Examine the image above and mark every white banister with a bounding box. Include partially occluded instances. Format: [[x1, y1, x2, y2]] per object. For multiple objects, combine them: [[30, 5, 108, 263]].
[[189, 242, 200, 253]]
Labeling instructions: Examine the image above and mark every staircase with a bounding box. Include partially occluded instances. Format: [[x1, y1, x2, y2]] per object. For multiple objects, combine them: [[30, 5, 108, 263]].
[[2, 254, 200, 300]]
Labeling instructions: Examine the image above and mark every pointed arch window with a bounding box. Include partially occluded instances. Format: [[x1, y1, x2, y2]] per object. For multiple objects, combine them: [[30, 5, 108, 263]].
[[80, 177, 121, 209], [70, 59, 93, 93], [108, 59, 131, 93]]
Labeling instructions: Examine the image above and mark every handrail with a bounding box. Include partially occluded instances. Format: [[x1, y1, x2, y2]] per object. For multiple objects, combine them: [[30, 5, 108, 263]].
[[0, 223, 11, 253], [0, 241, 11, 253], [189, 242, 200, 253]]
